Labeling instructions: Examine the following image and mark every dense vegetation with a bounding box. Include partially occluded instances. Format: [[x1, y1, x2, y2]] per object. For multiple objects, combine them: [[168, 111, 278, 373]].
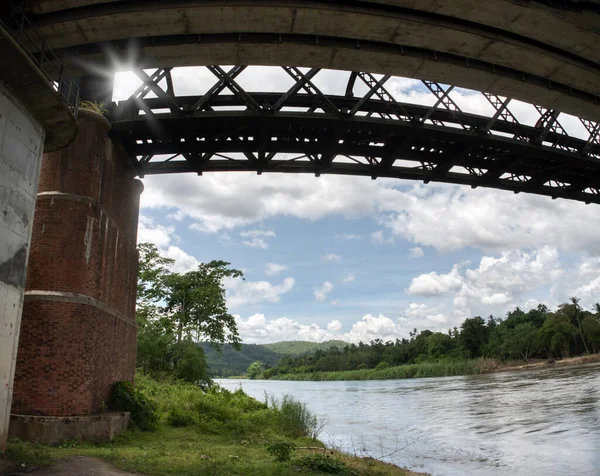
[[263, 300, 600, 379], [200, 342, 281, 377], [135, 243, 243, 385], [262, 340, 348, 356], [3, 375, 415, 475]]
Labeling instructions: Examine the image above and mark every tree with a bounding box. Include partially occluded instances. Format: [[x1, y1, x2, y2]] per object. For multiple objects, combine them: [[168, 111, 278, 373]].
[[539, 313, 576, 358], [247, 361, 265, 379], [460, 317, 488, 358], [135, 243, 243, 383], [581, 315, 600, 354], [163, 261, 243, 349], [504, 323, 537, 361]]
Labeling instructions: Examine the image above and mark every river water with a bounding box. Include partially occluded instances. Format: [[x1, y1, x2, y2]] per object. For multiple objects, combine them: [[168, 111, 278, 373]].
[[217, 363, 600, 475]]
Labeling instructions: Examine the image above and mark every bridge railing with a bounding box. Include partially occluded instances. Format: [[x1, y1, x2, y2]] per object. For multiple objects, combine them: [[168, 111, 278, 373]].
[[0, 10, 79, 117]]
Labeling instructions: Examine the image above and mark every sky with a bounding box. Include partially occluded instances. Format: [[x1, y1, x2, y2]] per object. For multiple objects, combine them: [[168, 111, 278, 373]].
[[113, 66, 600, 345]]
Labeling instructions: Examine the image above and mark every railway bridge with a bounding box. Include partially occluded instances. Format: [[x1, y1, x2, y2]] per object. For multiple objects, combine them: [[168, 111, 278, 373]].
[[0, 0, 599, 445]]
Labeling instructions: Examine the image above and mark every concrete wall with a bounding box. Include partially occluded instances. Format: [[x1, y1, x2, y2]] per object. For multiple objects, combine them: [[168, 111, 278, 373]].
[[0, 82, 45, 448], [12, 110, 141, 417]]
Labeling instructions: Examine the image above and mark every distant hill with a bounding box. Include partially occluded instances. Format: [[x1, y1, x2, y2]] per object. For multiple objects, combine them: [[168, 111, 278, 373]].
[[200, 343, 281, 377], [261, 340, 348, 356], [201, 340, 348, 377]]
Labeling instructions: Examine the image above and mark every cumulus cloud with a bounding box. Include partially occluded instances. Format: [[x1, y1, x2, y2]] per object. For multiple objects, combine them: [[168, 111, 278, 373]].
[[240, 229, 275, 249], [137, 216, 200, 273], [408, 247, 564, 319], [236, 313, 405, 344], [336, 233, 361, 241], [226, 277, 295, 309], [342, 273, 356, 283], [371, 230, 394, 245], [409, 247, 424, 258], [314, 281, 334, 302], [322, 254, 342, 262], [264, 263, 288, 276]]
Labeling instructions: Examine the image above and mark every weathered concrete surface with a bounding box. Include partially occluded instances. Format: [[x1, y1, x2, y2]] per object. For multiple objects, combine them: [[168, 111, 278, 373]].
[[8, 412, 130, 445], [2, 456, 137, 475], [0, 24, 77, 152], [16, 1, 600, 121], [0, 82, 45, 450]]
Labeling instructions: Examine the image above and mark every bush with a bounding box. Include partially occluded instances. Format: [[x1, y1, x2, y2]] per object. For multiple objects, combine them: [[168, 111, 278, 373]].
[[1, 440, 52, 467], [111, 381, 160, 431], [167, 407, 198, 427], [277, 395, 319, 439], [295, 453, 351, 474], [266, 441, 297, 462], [374, 361, 390, 371]]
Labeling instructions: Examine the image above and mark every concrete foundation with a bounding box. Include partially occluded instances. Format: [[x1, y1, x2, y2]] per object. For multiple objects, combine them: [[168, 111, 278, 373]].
[[9, 412, 130, 445], [0, 81, 45, 449]]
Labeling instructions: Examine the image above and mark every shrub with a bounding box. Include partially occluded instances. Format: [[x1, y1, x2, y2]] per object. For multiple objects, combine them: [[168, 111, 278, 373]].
[[277, 395, 319, 439], [111, 381, 160, 431], [1, 440, 52, 467], [167, 407, 197, 427], [266, 441, 297, 462], [374, 361, 390, 371], [295, 453, 351, 474]]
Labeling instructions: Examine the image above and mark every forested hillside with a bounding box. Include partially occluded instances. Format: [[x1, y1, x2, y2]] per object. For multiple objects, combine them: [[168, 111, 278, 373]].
[[261, 340, 347, 355], [263, 300, 600, 379], [200, 343, 281, 377]]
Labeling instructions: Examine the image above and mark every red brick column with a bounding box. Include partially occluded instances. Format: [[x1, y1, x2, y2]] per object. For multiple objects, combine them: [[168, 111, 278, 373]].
[[12, 109, 142, 416]]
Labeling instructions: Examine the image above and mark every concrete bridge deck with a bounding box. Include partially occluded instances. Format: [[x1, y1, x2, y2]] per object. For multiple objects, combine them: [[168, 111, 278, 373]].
[[8, 0, 600, 121]]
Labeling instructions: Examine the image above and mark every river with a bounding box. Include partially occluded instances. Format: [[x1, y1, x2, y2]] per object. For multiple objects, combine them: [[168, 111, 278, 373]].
[[217, 363, 600, 475]]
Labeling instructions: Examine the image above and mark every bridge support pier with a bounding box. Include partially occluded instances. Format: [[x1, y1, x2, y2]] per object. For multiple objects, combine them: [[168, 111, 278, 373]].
[[9, 110, 142, 443], [0, 82, 46, 449]]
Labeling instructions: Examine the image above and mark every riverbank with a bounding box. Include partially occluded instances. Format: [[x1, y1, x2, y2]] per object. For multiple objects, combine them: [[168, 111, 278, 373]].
[[0, 375, 425, 476], [267, 354, 600, 382]]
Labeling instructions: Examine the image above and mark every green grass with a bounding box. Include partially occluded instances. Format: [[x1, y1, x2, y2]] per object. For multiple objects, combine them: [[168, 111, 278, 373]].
[[1, 375, 416, 476], [271, 359, 482, 381]]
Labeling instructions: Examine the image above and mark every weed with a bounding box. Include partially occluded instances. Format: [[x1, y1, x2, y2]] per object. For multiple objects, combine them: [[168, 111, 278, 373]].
[[266, 441, 297, 462], [111, 380, 160, 431]]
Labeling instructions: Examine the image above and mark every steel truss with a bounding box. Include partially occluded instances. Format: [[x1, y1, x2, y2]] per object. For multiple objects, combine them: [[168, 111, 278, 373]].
[[109, 66, 600, 205]]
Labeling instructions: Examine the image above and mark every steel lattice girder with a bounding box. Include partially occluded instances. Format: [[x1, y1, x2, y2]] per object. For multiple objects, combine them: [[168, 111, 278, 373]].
[[108, 69, 600, 205]]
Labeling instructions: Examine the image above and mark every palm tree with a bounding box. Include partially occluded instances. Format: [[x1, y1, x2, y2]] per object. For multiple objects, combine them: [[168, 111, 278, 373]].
[[593, 303, 600, 318], [571, 297, 589, 354]]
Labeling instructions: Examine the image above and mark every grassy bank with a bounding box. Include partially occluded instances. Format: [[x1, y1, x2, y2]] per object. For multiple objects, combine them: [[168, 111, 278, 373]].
[[1, 374, 423, 476], [270, 359, 485, 381], [269, 354, 600, 382]]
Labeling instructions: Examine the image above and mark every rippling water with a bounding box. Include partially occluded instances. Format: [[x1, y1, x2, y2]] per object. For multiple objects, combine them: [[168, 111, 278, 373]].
[[217, 363, 600, 475]]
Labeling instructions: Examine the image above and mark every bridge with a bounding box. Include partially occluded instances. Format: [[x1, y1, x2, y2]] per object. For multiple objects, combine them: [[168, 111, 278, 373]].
[[0, 0, 599, 446]]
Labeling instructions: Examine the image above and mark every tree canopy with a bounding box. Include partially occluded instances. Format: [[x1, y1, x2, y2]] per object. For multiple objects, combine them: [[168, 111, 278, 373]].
[[135, 243, 243, 384]]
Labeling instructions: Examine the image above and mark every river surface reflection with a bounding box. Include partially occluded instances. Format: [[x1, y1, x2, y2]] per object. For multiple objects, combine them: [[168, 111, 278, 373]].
[[217, 363, 600, 475]]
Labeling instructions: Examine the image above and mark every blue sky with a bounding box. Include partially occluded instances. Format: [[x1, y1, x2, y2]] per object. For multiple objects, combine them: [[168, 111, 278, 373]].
[[115, 67, 600, 344]]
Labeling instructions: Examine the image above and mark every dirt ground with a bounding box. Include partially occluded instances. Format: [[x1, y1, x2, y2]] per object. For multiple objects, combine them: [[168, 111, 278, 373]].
[[0, 457, 137, 476]]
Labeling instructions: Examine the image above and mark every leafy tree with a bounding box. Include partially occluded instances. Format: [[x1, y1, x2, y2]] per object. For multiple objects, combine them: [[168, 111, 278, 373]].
[[504, 323, 537, 360], [134, 243, 243, 383], [247, 361, 265, 379], [539, 313, 576, 358], [459, 317, 488, 358], [581, 315, 600, 354], [427, 332, 453, 358], [163, 261, 243, 348]]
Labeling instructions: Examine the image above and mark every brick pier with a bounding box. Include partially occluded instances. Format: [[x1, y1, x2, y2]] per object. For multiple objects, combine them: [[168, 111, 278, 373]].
[[11, 109, 142, 423]]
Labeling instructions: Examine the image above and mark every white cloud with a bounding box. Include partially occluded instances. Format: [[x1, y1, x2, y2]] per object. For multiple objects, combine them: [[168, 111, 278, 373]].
[[408, 247, 564, 319], [409, 247, 424, 258], [322, 254, 342, 262], [336, 233, 361, 241], [408, 265, 463, 296], [371, 230, 394, 245], [341, 273, 356, 283], [226, 277, 295, 309], [242, 238, 269, 249], [265, 263, 288, 276], [240, 229, 276, 238], [314, 281, 334, 302], [137, 216, 200, 273], [236, 312, 404, 344]]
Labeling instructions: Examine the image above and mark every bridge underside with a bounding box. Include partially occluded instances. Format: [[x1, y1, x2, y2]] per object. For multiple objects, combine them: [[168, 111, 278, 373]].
[[110, 66, 600, 205], [6, 0, 600, 122]]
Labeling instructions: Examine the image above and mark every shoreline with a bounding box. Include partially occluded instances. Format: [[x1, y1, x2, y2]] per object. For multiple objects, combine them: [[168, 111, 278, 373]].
[[264, 353, 600, 382]]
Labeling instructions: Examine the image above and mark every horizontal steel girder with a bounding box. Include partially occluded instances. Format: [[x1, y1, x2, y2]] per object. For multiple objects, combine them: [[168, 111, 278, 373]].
[[107, 69, 600, 205]]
